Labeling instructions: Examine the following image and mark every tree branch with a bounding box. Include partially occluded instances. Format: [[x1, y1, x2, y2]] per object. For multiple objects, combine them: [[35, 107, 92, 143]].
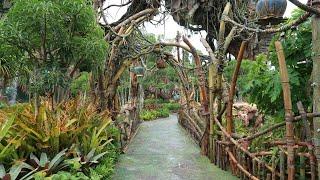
[[288, 0, 320, 16]]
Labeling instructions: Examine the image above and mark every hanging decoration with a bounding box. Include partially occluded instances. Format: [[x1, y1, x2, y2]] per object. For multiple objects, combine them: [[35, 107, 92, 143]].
[[156, 55, 167, 69]]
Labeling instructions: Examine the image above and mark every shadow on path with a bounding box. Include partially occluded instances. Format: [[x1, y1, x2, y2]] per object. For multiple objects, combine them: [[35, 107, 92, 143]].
[[113, 114, 238, 180]]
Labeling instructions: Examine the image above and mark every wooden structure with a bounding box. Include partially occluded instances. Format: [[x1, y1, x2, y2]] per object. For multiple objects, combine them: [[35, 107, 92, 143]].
[[98, 0, 320, 179], [175, 1, 320, 180]]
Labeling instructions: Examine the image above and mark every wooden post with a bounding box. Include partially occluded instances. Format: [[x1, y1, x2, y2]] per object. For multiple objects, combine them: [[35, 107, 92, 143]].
[[208, 62, 217, 162], [201, 37, 218, 162], [216, 2, 231, 116], [266, 173, 271, 180], [183, 37, 208, 112], [275, 41, 295, 180], [226, 41, 247, 134], [272, 155, 276, 180], [258, 161, 262, 179], [183, 36, 210, 155], [280, 151, 286, 180], [252, 159, 257, 177], [311, 4, 320, 178], [299, 154, 305, 180]]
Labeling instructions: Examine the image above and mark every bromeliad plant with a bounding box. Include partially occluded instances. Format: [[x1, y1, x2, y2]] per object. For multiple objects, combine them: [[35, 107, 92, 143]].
[[28, 149, 68, 177], [67, 146, 108, 175], [0, 99, 115, 165], [0, 147, 110, 179], [0, 161, 34, 180]]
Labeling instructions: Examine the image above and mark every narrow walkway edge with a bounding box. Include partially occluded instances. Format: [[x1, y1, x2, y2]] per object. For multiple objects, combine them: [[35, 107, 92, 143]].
[[113, 114, 238, 180]]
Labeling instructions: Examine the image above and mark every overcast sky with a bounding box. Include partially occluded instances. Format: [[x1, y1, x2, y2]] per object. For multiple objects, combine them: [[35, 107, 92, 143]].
[[105, 0, 308, 54]]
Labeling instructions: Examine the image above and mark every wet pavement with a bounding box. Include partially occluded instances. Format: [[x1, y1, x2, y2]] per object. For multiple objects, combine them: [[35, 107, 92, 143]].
[[113, 114, 238, 180]]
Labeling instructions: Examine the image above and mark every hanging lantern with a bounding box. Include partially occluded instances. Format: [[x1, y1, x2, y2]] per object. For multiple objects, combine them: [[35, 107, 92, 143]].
[[256, 0, 287, 25], [173, 94, 180, 101], [131, 66, 145, 77], [156, 57, 167, 69]]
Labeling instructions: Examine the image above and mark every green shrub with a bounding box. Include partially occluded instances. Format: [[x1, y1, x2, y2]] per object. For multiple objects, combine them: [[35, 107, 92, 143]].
[[156, 108, 170, 118], [139, 110, 157, 121], [162, 103, 180, 111], [144, 98, 168, 105], [139, 108, 170, 121], [89, 145, 120, 179], [70, 72, 90, 96], [50, 171, 89, 180]]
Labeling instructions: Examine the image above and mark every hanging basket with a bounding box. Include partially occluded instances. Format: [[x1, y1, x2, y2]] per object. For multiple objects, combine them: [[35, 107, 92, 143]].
[[156, 57, 167, 69], [256, 0, 287, 25]]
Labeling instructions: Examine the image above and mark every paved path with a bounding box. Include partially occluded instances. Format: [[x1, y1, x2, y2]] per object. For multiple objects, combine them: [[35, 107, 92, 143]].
[[113, 114, 238, 180]]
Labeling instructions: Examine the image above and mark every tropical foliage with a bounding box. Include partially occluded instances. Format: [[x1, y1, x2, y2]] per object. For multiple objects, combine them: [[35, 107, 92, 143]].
[[0, 0, 107, 99], [224, 9, 312, 117], [0, 98, 119, 178]]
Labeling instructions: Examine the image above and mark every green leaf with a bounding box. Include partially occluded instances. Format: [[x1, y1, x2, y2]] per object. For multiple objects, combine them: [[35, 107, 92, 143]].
[[91, 151, 108, 163], [48, 148, 67, 170], [0, 164, 6, 178], [30, 153, 40, 166], [86, 148, 96, 160], [8, 164, 23, 180], [0, 114, 15, 141], [39, 153, 48, 167]]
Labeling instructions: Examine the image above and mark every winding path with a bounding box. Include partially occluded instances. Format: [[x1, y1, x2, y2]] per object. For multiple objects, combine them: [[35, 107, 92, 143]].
[[113, 114, 238, 180]]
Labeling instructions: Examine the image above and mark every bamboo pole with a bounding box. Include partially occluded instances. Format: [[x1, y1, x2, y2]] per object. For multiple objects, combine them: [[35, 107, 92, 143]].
[[226, 148, 259, 180], [208, 63, 217, 161], [275, 41, 295, 180], [214, 117, 280, 176], [240, 112, 320, 141], [297, 101, 316, 180], [297, 102, 312, 142], [300, 154, 305, 180], [226, 41, 247, 134]]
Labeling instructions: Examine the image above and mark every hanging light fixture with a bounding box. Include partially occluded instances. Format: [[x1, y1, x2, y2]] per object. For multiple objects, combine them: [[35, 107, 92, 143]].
[[130, 66, 145, 77], [256, 0, 287, 25], [173, 94, 180, 101], [156, 55, 167, 69]]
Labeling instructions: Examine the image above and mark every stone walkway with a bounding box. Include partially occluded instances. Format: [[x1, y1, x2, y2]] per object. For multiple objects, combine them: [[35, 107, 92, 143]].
[[113, 114, 238, 180]]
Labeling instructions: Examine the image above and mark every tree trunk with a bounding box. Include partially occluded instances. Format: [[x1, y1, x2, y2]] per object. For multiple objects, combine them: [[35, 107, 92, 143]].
[[98, 74, 107, 111], [311, 8, 320, 179]]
